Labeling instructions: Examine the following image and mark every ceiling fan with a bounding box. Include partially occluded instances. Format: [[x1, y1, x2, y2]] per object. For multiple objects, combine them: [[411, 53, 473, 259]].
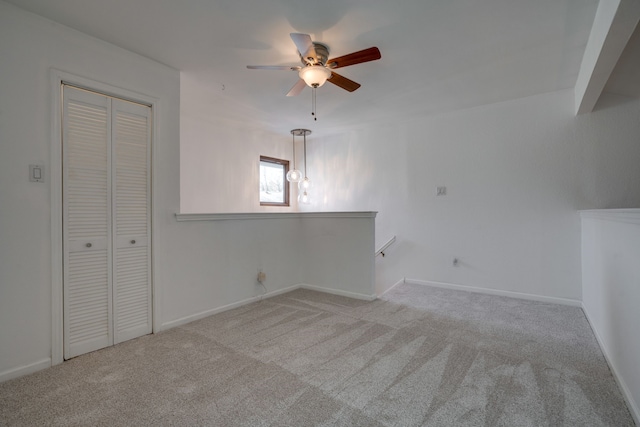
[[247, 33, 381, 97]]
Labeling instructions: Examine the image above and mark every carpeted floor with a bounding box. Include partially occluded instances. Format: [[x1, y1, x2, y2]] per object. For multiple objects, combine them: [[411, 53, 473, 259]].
[[0, 283, 635, 426]]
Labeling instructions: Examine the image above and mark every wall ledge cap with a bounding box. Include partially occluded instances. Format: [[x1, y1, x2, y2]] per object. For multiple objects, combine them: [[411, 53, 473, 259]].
[[175, 211, 377, 222], [579, 209, 640, 225]]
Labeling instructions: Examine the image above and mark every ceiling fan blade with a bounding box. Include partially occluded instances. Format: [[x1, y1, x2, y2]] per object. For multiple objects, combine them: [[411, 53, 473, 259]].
[[290, 33, 317, 64], [327, 71, 361, 92], [286, 79, 307, 97], [328, 47, 381, 69], [247, 65, 301, 70]]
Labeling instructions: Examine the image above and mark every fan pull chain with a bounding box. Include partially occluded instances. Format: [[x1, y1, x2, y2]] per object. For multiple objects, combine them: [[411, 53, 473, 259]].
[[312, 86, 317, 121]]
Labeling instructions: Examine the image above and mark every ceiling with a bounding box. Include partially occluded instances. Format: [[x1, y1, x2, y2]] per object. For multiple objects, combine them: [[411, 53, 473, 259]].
[[6, 0, 639, 132]]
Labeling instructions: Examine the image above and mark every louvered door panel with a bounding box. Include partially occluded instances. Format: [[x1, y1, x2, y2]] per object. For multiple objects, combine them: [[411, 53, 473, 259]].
[[113, 101, 152, 343], [63, 87, 112, 359]]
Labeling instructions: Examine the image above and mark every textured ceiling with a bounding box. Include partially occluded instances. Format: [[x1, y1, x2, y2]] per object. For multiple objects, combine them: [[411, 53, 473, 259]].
[[6, 0, 637, 132]]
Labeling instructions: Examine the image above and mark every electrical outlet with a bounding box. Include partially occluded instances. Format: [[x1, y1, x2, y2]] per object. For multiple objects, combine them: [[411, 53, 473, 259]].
[[257, 271, 266, 283], [452, 258, 459, 267], [437, 186, 447, 196]]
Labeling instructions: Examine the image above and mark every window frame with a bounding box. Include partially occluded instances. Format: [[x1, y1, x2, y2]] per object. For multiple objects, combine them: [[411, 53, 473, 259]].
[[259, 155, 290, 207]]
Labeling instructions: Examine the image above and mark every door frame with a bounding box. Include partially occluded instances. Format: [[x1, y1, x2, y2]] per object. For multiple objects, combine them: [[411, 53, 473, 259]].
[[50, 69, 158, 365]]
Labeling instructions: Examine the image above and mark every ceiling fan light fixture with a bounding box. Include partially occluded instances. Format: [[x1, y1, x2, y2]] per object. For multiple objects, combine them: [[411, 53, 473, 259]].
[[299, 65, 331, 88]]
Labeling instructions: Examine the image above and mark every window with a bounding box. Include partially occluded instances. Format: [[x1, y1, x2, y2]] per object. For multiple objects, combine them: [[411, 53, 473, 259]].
[[259, 156, 289, 206]]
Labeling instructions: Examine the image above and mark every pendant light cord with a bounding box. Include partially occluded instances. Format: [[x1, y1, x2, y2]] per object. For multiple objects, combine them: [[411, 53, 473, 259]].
[[292, 132, 296, 169], [303, 132, 308, 177]]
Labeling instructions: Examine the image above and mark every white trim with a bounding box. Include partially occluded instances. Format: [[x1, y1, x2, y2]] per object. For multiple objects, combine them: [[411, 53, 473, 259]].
[[579, 209, 640, 225], [151, 98, 161, 336], [404, 278, 582, 307], [50, 68, 160, 364], [175, 211, 377, 222], [160, 285, 300, 330], [378, 278, 637, 422], [50, 71, 64, 366], [0, 358, 51, 383], [160, 283, 376, 330], [582, 304, 640, 426], [378, 278, 406, 297], [299, 284, 377, 301]]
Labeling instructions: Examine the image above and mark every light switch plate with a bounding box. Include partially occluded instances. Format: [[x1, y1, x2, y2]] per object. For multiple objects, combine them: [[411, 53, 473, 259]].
[[29, 164, 44, 182]]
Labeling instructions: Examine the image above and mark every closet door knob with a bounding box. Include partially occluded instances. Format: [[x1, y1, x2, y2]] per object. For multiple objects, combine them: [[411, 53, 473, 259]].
[[86, 243, 92, 248], [130, 240, 136, 244]]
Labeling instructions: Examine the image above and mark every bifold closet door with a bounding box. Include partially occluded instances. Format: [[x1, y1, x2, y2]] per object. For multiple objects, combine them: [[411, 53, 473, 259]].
[[63, 87, 112, 359], [63, 86, 151, 359], [112, 99, 152, 345]]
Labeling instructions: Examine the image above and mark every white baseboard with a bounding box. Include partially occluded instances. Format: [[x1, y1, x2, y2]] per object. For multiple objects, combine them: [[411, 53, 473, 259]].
[[160, 285, 300, 330], [159, 283, 377, 331], [378, 278, 406, 297], [299, 284, 377, 301], [581, 304, 640, 426], [2, 285, 373, 383], [404, 278, 582, 307], [382, 278, 637, 423], [0, 358, 51, 383]]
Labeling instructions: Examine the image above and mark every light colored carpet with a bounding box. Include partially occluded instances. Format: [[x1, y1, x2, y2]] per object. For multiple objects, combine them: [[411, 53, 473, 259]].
[[0, 283, 635, 426]]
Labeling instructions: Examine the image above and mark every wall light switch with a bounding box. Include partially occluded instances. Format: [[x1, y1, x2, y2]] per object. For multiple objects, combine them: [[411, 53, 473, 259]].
[[29, 164, 44, 182], [436, 186, 447, 196]]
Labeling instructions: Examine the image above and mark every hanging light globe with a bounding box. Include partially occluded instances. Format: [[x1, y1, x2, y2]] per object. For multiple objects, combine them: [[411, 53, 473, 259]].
[[298, 177, 312, 191], [299, 190, 311, 204], [286, 169, 302, 183]]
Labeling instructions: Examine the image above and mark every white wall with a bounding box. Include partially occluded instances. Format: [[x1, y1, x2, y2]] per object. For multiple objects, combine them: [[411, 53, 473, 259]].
[[180, 72, 306, 214], [162, 215, 305, 327], [581, 209, 640, 425], [4, 0, 638, 388], [0, 3, 376, 380], [164, 212, 376, 329], [302, 90, 640, 299], [300, 214, 376, 298], [181, 66, 640, 302], [0, 1, 182, 380]]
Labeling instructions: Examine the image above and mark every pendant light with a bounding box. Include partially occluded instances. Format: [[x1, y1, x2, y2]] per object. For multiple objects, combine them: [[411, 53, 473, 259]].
[[289, 129, 312, 204], [286, 130, 302, 183]]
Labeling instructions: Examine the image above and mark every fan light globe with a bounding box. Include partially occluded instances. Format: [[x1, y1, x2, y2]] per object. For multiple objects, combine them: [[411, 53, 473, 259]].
[[299, 65, 331, 88], [298, 177, 312, 191], [286, 169, 302, 183]]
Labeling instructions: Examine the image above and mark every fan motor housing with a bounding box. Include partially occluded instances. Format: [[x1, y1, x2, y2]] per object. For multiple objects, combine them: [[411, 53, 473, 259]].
[[302, 42, 330, 66]]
